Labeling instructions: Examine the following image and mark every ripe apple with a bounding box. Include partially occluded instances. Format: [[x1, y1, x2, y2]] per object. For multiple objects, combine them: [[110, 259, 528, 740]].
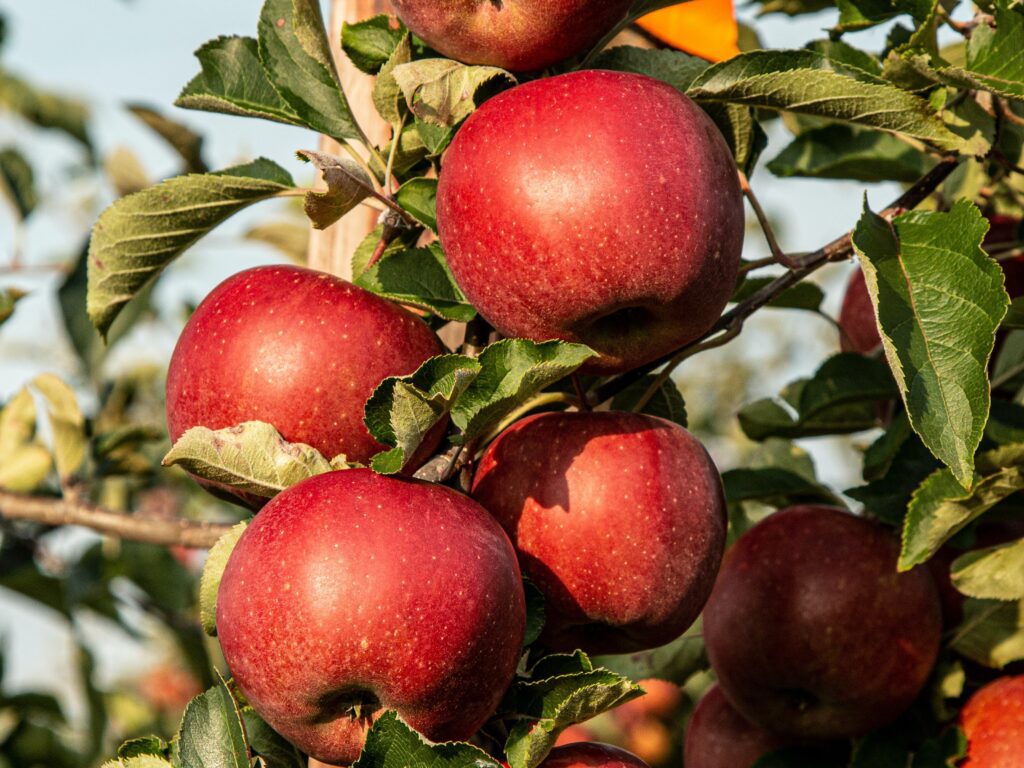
[[538, 743, 651, 768], [437, 70, 744, 374], [216, 469, 526, 765], [840, 215, 1022, 355], [472, 411, 726, 654], [166, 265, 445, 502], [703, 505, 942, 740], [959, 674, 1024, 768], [684, 685, 793, 768], [389, 1, 633, 72]]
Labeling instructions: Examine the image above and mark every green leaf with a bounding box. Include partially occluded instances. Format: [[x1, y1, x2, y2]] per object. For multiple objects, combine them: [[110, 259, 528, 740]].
[[610, 376, 688, 428], [242, 708, 306, 768], [951, 537, 1024, 600], [451, 340, 597, 441], [342, 15, 407, 75], [0, 147, 36, 218], [0, 286, 25, 326], [853, 200, 1009, 489], [899, 446, 1024, 570], [163, 421, 350, 499], [589, 46, 710, 93], [768, 124, 933, 182], [31, 373, 86, 481], [257, 0, 363, 141], [391, 59, 516, 127], [723, 467, 841, 508], [504, 651, 643, 768], [523, 577, 546, 648], [351, 223, 420, 280], [87, 158, 294, 337], [128, 104, 207, 174], [356, 243, 476, 322], [593, 622, 706, 684], [0, 389, 51, 493], [176, 681, 249, 768], [175, 36, 303, 127], [702, 103, 767, 174], [198, 522, 248, 637], [731, 277, 825, 311], [395, 177, 437, 232], [117, 736, 171, 760], [687, 49, 983, 153], [0, 69, 93, 156], [365, 355, 481, 474], [806, 39, 883, 76], [373, 33, 413, 125], [951, 597, 1024, 668], [102, 758, 174, 768], [296, 149, 375, 230], [739, 354, 897, 441], [352, 710, 501, 768]]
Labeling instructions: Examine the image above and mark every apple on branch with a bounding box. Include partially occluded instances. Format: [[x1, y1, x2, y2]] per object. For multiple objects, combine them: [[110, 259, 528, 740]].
[[438, 70, 744, 374], [472, 410, 726, 654], [703, 505, 942, 740], [216, 469, 526, 766]]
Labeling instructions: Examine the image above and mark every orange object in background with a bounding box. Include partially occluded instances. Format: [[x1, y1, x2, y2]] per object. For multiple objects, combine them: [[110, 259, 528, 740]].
[[638, 0, 740, 63]]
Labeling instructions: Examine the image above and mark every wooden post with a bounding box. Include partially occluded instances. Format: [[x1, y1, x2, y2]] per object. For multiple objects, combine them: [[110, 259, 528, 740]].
[[307, 0, 393, 278]]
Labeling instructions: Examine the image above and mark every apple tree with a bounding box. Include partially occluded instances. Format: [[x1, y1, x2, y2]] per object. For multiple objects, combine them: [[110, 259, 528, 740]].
[[3, 0, 1024, 766]]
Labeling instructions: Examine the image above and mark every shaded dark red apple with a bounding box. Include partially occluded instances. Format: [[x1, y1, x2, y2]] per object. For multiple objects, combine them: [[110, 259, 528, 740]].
[[390, 1, 633, 72], [959, 674, 1024, 768], [166, 265, 445, 503], [216, 469, 526, 765], [472, 411, 726, 654], [703, 505, 942, 741], [438, 70, 744, 374], [684, 684, 793, 768], [538, 742, 651, 768]]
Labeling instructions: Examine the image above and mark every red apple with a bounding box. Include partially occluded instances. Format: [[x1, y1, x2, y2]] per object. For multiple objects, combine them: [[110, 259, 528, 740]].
[[437, 70, 744, 374], [216, 469, 526, 765], [703, 505, 942, 740], [959, 674, 1024, 768], [538, 743, 651, 768], [684, 684, 793, 768], [472, 411, 726, 654], [389, 1, 633, 72], [166, 265, 445, 502]]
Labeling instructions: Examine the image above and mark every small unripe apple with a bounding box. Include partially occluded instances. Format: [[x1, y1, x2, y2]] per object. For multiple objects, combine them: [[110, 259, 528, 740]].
[[959, 674, 1024, 768], [216, 469, 526, 765], [438, 70, 744, 374], [389, 1, 633, 72], [684, 685, 793, 768], [166, 265, 445, 502], [472, 411, 726, 654], [537, 742, 651, 768], [703, 505, 942, 741]]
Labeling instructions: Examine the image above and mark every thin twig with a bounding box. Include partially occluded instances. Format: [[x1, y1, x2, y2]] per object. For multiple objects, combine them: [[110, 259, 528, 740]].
[[0, 491, 233, 548], [572, 374, 591, 412], [383, 115, 407, 196], [739, 171, 796, 269]]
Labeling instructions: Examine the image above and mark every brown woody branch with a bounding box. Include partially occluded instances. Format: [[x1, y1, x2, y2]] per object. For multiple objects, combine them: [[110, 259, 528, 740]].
[[589, 155, 961, 406], [0, 491, 233, 549]]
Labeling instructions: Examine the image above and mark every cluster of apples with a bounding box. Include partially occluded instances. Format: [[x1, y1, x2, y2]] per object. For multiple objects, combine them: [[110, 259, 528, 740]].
[[164, 6, 745, 766]]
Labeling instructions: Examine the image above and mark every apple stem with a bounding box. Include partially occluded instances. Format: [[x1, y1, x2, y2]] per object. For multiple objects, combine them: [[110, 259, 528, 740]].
[[739, 171, 796, 270]]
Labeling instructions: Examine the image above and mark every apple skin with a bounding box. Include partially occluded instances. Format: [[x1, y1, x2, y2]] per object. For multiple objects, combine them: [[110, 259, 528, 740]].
[[684, 685, 793, 768], [437, 70, 744, 374], [472, 411, 726, 654], [166, 265, 446, 502], [959, 674, 1024, 768], [537, 743, 651, 768], [389, 1, 633, 73], [216, 469, 526, 765], [703, 505, 942, 741]]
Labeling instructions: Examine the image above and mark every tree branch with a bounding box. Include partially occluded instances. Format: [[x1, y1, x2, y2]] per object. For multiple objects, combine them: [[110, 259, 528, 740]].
[[0, 491, 233, 549], [589, 155, 961, 407]]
